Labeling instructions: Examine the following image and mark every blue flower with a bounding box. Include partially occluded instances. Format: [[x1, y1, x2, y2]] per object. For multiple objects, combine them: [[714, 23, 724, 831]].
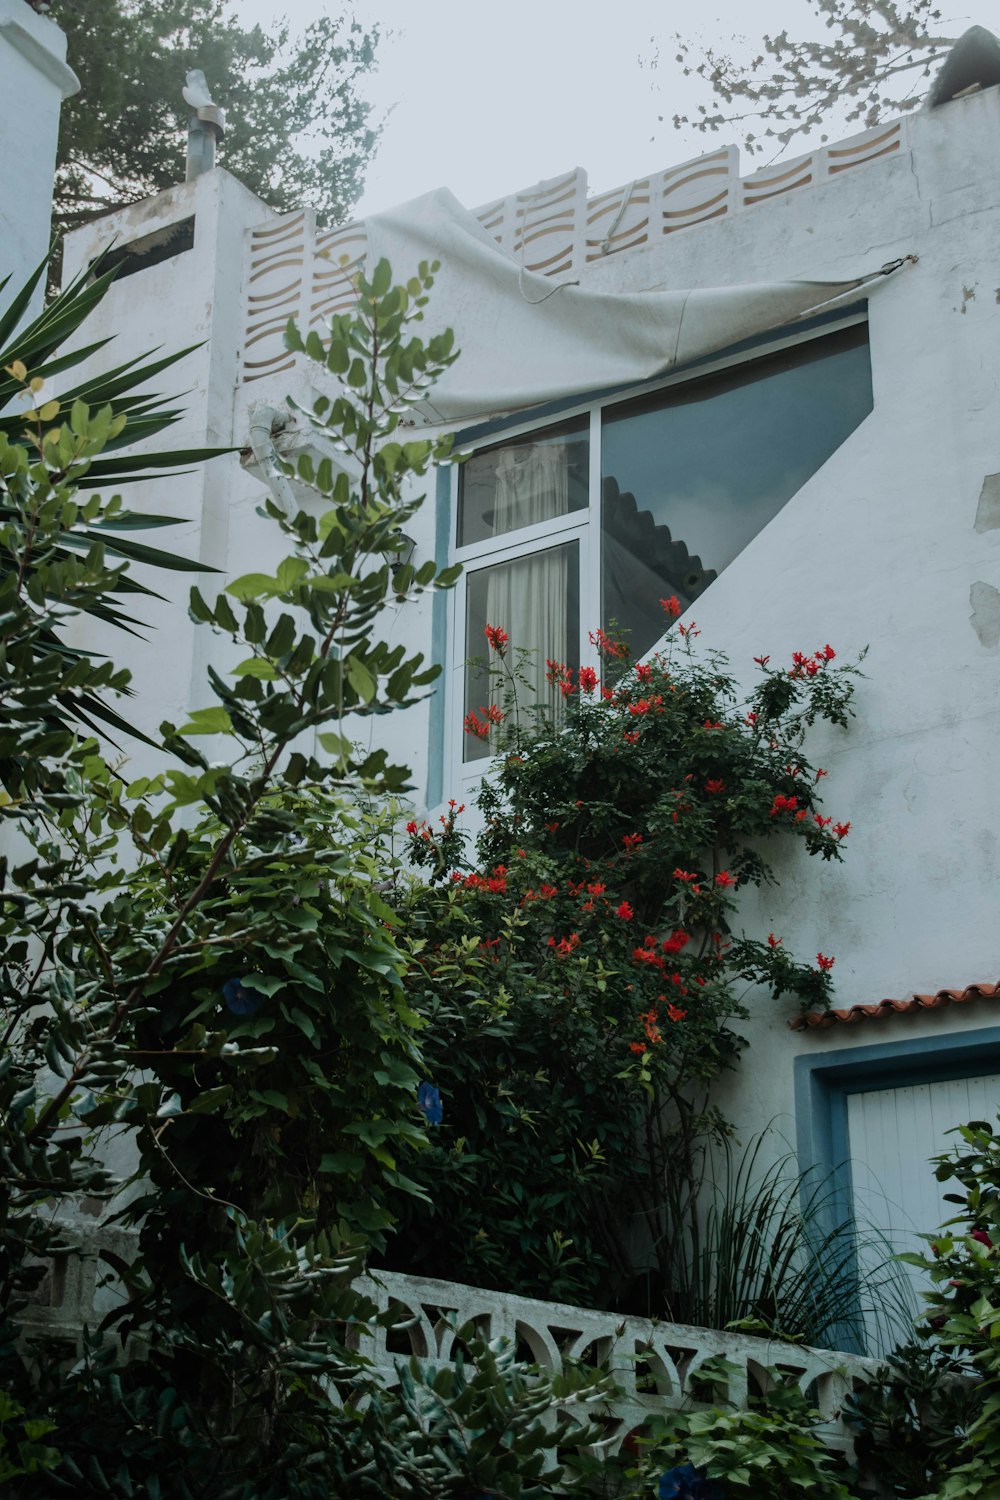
[[222, 977, 266, 1016], [659, 1463, 724, 1500], [417, 1081, 443, 1126]]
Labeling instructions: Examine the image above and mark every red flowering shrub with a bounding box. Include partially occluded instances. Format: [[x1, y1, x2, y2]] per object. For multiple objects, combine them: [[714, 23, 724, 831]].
[[383, 630, 862, 1310]]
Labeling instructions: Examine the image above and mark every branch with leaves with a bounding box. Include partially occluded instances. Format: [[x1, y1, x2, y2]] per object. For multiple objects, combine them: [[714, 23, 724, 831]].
[[657, 0, 955, 155]]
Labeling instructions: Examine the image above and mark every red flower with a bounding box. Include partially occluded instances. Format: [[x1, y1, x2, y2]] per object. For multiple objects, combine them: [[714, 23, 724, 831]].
[[539, 883, 558, 899], [666, 1003, 686, 1023], [578, 665, 598, 692], [816, 952, 835, 972], [550, 933, 580, 957], [768, 933, 782, 948], [629, 1041, 647, 1055], [662, 929, 691, 955], [405, 820, 418, 834], [545, 658, 570, 685], [673, 869, 698, 883], [586, 882, 606, 896], [770, 793, 798, 816], [705, 778, 725, 795], [486, 704, 504, 726], [545, 820, 560, 833], [818, 644, 836, 661], [715, 871, 735, 887], [660, 595, 681, 618], [814, 814, 832, 829], [703, 720, 723, 730], [678, 621, 700, 639], [753, 655, 770, 667], [834, 821, 851, 840], [635, 663, 653, 683], [484, 623, 508, 654], [622, 832, 643, 852], [616, 901, 634, 921], [815, 768, 828, 781], [464, 711, 489, 740], [745, 711, 758, 726], [560, 677, 576, 698], [588, 627, 626, 659], [623, 730, 640, 744], [971, 1228, 994, 1248]]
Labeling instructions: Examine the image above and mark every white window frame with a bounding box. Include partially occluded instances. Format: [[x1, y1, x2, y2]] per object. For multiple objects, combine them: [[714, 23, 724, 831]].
[[445, 309, 870, 798]]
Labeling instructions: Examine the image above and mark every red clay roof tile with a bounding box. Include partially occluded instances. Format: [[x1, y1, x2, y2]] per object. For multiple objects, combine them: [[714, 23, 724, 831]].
[[790, 981, 999, 1031]]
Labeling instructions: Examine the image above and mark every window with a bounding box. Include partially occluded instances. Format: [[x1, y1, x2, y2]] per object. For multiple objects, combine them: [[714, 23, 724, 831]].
[[454, 317, 873, 769], [92, 217, 196, 280]]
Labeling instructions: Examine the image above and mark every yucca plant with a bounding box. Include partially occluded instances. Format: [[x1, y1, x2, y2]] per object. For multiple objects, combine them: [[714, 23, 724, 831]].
[[0, 255, 230, 757], [654, 1131, 916, 1355]]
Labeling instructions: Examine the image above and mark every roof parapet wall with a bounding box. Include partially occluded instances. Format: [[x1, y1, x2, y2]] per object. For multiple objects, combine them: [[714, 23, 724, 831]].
[[241, 115, 907, 386]]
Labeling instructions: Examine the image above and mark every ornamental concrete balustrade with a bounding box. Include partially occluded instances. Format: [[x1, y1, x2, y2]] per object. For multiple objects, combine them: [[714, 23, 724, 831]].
[[357, 1269, 878, 1455], [20, 1226, 878, 1454], [240, 116, 906, 386]]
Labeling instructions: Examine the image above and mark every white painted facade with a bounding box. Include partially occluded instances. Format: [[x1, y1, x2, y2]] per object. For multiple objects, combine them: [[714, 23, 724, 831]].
[[58, 41, 1000, 1282], [0, 0, 77, 312]]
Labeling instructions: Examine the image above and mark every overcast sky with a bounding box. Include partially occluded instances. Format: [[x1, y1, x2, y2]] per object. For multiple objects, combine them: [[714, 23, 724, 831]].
[[237, 1, 997, 219]]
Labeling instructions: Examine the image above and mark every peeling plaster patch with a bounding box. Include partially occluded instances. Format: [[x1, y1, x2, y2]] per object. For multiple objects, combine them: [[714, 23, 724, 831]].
[[960, 284, 977, 313], [970, 580, 1000, 648], [975, 474, 1000, 532], [996, 289, 1000, 304]]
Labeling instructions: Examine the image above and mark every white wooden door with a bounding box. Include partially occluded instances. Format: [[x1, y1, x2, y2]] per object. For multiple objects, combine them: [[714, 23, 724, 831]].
[[846, 1073, 1000, 1351]]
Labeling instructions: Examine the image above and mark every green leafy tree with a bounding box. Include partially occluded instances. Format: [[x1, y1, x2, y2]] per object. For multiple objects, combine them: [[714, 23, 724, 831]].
[[0, 258, 470, 1495], [655, 0, 956, 156], [47, 0, 379, 237]]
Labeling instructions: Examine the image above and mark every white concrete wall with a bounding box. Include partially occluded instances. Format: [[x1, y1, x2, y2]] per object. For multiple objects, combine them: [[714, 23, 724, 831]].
[[0, 0, 77, 312], [61, 168, 280, 780]]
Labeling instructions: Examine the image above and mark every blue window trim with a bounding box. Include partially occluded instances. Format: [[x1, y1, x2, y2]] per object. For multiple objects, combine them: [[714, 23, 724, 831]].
[[794, 1024, 1000, 1351], [427, 464, 453, 811]]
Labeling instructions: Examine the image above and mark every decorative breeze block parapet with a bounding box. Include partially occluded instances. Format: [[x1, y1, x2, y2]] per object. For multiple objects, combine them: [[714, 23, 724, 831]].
[[236, 116, 906, 386]]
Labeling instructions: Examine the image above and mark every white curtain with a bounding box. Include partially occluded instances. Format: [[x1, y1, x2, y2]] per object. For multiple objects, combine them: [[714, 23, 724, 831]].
[[480, 443, 573, 749]]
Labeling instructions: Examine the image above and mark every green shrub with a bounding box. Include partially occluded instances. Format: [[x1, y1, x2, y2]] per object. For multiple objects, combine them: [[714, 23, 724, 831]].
[[383, 629, 862, 1311]]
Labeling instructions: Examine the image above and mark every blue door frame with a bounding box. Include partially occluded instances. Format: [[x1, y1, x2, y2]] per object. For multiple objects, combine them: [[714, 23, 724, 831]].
[[794, 1024, 1000, 1350]]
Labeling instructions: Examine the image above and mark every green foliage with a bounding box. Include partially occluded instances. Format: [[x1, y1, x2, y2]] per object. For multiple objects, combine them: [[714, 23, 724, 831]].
[[381, 628, 862, 1311], [632, 1369, 854, 1498], [0, 1391, 59, 1485], [0, 259, 483, 1495], [0, 256, 230, 758], [48, 0, 379, 237], [350, 1323, 616, 1498], [896, 1116, 1000, 1498], [844, 1343, 980, 1497], [658, 1131, 913, 1353]]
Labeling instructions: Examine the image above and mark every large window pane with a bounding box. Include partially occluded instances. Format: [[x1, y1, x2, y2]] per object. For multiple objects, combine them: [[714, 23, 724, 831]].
[[464, 541, 579, 762], [458, 417, 588, 547], [601, 324, 873, 658]]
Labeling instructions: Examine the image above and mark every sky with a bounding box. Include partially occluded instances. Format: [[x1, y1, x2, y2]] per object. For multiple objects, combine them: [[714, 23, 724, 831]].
[[237, 0, 999, 220]]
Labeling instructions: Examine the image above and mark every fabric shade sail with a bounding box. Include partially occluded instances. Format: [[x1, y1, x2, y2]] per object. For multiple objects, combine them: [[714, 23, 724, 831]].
[[366, 186, 900, 427]]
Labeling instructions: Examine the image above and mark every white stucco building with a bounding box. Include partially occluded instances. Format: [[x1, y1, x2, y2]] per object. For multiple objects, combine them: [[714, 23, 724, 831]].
[[0, 0, 77, 311], [53, 27, 1000, 1332]]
